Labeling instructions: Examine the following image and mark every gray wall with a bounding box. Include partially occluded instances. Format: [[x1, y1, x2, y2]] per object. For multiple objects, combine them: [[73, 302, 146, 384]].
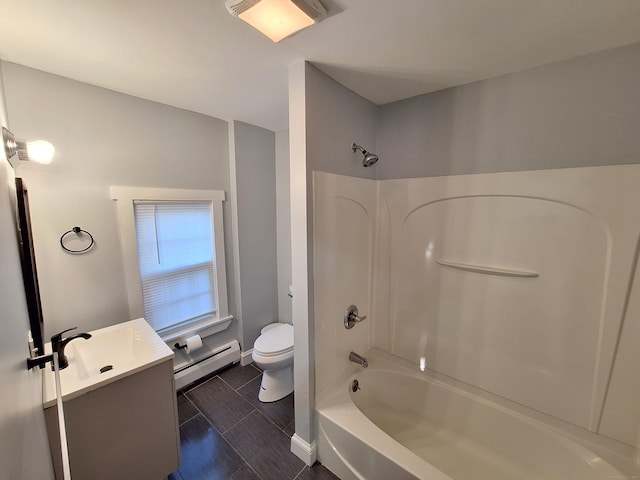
[[2, 62, 236, 339], [306, 64, 378, 179], [376, 41, 640, 179], [276, 131, 292, 325], [231, 121, 278, 350], [0, 61, 54, 479], [288, 62, 378, 448]]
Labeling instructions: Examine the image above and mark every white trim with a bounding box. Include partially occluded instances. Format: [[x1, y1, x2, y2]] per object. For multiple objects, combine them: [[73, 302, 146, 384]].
[[53, 353, 71, 480], [240, 348, 254, 366], [163, 315, 234, 344], [111, 186, 229, 326], [174, 340, 240, 391], [290, 433, 317, 466], [289, 61, 316, 450], [228, 122, 245, 349], [110, 186, 225, 202]]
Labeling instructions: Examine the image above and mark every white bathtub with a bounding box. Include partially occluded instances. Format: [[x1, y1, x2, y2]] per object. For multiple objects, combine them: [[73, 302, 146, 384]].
[[316, 353, 631, 480]]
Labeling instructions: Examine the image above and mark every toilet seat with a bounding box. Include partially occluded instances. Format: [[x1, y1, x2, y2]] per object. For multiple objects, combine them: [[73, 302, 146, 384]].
[[254, 323, 293, 357], [260, 323, 282, 335]]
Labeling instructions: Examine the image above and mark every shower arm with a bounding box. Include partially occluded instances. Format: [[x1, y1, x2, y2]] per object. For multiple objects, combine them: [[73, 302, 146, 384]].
[[352, 143, 366, 155]]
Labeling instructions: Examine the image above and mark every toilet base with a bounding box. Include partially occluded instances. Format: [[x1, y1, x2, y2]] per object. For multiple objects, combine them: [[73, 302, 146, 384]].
[[258, 365, 293, 402]]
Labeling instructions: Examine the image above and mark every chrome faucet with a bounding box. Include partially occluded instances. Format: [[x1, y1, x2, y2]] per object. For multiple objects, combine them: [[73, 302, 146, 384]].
[[349, 351, 368, 368], [51, 327, 92, 369], [344, 305, 367, 329]]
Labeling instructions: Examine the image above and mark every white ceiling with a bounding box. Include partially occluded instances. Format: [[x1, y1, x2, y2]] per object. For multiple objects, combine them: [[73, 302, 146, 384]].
[[1, 0, 640, 132]]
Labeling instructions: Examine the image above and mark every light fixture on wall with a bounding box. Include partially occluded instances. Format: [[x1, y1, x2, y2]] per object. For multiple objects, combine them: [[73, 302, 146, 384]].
[[225, 0, 327, 42], [2, 127, 55, 167]]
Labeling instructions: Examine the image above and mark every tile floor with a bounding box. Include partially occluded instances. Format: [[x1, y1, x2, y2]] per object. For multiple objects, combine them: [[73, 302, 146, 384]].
[[169, 363, 339, 480]]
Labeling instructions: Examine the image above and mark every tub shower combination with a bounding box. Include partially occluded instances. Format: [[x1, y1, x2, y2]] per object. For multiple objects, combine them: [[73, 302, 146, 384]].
[[313, 165, 640, 479], [318, 353, 628, 480]]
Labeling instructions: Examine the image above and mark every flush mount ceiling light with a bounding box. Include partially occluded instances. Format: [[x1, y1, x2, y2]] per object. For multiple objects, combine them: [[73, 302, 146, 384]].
[[2, 127, 55, 167], [225, 0, 327, 42]]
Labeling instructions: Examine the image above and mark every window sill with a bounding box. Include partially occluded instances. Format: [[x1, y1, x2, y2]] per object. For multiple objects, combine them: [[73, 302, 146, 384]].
[[160, 315, 234, 344]]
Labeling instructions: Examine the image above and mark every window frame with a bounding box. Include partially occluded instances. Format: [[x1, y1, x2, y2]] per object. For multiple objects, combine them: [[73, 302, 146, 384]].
[[111, 186, 229, 341]]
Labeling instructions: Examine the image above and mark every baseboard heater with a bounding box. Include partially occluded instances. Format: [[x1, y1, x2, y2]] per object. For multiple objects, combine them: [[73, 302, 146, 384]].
[[173, 339, 240, 390]]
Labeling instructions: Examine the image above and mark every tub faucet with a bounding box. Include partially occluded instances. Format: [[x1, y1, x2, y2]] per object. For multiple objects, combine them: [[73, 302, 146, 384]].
[[51, 327, 92, 370], [349, 351, 368, 368]]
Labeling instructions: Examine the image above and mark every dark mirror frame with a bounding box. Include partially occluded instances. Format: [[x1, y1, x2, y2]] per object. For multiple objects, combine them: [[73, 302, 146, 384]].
[[15, 177, 45, 356]]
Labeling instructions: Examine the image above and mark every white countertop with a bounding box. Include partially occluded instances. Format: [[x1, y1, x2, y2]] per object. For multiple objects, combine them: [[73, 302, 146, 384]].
[[42, 318, 173, 408]]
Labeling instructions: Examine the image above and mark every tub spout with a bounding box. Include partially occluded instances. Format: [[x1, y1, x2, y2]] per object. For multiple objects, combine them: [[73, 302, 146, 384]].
[[349, 351, 368, 368]]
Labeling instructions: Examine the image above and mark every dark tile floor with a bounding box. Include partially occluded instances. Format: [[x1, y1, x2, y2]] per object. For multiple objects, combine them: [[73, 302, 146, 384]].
[[169, 363, 339, 480]]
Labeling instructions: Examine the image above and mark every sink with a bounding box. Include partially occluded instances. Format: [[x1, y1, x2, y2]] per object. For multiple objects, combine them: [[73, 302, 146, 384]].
[[43, 317, 179, 479], [42, 317, 173, 408]]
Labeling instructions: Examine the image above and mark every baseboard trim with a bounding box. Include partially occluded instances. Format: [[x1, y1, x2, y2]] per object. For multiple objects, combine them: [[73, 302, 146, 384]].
[[290, 433, 317, 466], [240, 348, 253, 366], [174, 340, 240, 391]]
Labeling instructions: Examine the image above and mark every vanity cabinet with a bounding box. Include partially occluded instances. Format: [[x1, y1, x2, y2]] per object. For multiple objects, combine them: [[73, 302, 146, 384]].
[[44, 359, 180, 480]]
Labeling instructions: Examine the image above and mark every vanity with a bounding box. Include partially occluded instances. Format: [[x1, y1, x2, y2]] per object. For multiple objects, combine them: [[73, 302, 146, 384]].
[[42, 318, 180, 480]]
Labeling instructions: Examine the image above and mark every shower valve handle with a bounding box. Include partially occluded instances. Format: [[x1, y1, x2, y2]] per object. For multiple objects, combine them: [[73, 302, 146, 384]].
[[344, 305, 367, 329]]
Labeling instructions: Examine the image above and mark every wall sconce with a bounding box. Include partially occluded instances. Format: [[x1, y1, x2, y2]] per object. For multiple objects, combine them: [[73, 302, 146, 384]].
[[225, 0, 326, 43], [2, 127, 55, 167]]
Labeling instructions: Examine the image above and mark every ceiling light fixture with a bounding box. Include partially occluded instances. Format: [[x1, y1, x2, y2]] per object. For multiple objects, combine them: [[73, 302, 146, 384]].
[[225, 0, 327, 43], [3, 127, 55, 167]]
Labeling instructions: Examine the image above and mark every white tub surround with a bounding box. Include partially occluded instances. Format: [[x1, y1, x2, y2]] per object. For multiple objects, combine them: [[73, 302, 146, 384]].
[[313, 173, 377, 398], [374, 165, 640, 436], [313, 165, 640, 477]]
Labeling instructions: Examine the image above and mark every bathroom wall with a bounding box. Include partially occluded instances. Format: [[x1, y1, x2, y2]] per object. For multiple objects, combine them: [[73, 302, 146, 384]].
[[2, 62, 236, 341], [304, 60, 378, 375], [376, 41, 640, 179], [305, 64, 378, 180], [289, 61, 378, 454], [305, 42, 640, 452], [0, 61, 54, 479], [371, 41, 640, 448], [313, 172, 376, 396], [297, 66, 379, 400], [276, 131, 292, 325], [377, 166, 640, 434], [600, 249, 640, 446], [229, 120, 278, 351], [289, 61, 313, 453]]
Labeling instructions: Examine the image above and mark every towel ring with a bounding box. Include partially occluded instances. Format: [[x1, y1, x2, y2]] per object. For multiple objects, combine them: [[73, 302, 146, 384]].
[[60, 226, 95, 254]]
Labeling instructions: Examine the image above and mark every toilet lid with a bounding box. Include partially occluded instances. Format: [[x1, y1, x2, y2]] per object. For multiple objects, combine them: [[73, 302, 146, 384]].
[[254, 323, 293, 356]]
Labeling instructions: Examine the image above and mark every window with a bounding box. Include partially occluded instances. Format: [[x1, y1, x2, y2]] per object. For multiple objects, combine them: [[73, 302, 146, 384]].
[[112, 187, 229, 339]]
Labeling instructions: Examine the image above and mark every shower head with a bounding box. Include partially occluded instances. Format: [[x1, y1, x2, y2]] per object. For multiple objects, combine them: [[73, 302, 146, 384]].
[[352, 143, 379, 167]]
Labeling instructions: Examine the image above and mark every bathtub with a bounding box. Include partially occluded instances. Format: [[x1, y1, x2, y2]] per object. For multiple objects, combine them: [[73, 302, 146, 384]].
[[316, 352, 632, 480]]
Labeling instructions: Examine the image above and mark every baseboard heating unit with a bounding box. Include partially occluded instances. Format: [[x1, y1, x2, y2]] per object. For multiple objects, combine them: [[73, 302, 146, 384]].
[[173, 339, 240, 390]]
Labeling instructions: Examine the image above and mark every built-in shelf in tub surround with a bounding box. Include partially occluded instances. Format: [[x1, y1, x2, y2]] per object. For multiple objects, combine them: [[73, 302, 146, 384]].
[[43, 318, 180, 480]]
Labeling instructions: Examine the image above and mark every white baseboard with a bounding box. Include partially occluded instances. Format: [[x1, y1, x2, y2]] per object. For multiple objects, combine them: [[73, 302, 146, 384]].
[[290, 433, 317, 466], [240, 348, 254, 366], [174, 340, 240, 390]]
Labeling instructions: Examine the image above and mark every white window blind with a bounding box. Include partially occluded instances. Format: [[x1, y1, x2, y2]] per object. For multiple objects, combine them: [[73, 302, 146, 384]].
[[133, 201, 218, 333]]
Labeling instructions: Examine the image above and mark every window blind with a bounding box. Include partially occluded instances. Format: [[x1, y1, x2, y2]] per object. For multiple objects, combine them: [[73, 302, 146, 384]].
[[134, 201, 218, 332]]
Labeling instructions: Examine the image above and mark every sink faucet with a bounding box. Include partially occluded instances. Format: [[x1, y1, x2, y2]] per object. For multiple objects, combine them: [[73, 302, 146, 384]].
[[51, 327, 92, 370], [349, 351, 368, 368]]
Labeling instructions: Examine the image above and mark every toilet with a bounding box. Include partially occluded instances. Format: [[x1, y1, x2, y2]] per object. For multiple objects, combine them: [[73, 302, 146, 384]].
[[252, 323, 294, 402]]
